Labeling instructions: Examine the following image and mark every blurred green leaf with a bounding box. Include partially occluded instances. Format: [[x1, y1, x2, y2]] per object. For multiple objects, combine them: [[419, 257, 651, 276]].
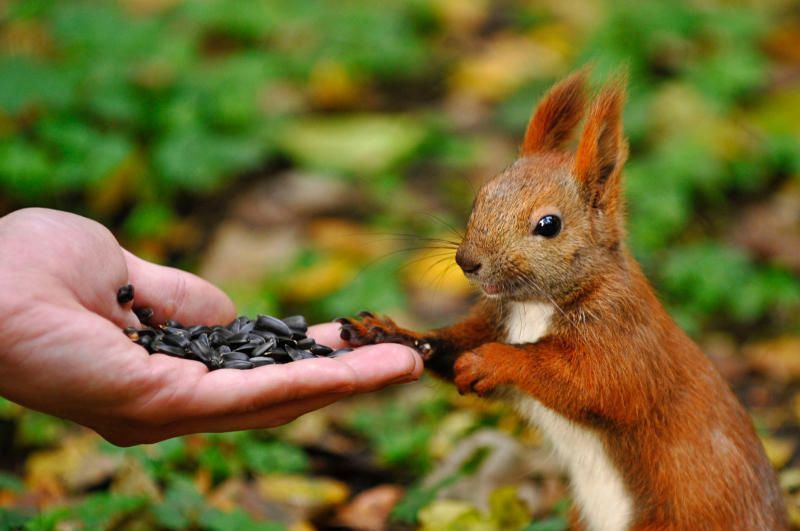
[[0, 508, 31, 529], [0, 472, 24, 492], [199, 507, 285, 531], [0, 57, 73, 114], [154, 128, 265, 190], [319, 257, 407, 319], [123, 202, 175, 240], [151, 476, 205, 529], [70, 493, 146, 530], [240, 439, 309, 475]]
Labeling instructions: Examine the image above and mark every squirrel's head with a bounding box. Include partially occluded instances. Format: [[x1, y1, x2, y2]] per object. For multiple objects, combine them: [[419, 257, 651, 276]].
[[456, 68, 629, 302]]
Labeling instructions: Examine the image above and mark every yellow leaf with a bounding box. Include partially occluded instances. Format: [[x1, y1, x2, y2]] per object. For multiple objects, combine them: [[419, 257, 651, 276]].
[[746, 337, 800, 382], [488, 486, 531, 530], [430, 0, 489, 35], [280, 256, 357, 302], [26, 432, 121, 493], [307, 218, 393, 260], [429, 411, 480, 459], [761, 437, 795, 470], [257, 474, 349, 510], [419, 499, 491, 531], [308, 60, 367, 109], [450, 33, 567, 102]]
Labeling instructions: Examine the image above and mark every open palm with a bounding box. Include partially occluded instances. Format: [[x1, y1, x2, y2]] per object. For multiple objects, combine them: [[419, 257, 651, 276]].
[[0, 209, 422, 445]]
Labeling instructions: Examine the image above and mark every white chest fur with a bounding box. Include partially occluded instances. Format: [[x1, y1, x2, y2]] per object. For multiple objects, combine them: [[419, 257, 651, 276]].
[[504, 301, 633, 531]]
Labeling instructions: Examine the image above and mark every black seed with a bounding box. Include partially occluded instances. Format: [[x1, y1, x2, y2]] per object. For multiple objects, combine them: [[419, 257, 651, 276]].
[[329, 348, 354, 358], [134, 307, 154, 323], [223, 360, 254, 370], [227, 332, 251, 345], [250, 330, 277, 341], [282, 315, 308, 332], [250, 340, 275, 358], [189, 339, 213, 363], [286, 346, 314, 361], [117, 284, 135, 304], [222, 351, 250, 362], [123, 313, 338, 370], [226, 318, 241, 333], [255, 315, 293, 337], [164, 334, 190, 349], [296, 337, 315, 349], [235, 343, 255, 353], [310, 344, 334, 356], [187, 325, 211, 337], [152, 342, 187, 357]]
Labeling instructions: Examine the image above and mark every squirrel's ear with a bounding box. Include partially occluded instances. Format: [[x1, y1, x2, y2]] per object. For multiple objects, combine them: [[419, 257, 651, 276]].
[[574, 76, 628, 214], [520, 68, 589, 155]]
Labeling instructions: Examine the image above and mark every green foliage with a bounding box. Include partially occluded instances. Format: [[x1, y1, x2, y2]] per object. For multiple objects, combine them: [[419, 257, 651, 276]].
[[659, 244, 800, 333], [319, 257, 408, 319], [0, 508, 31, 529], [238, 437, 310, 475], [346, 394, 449, 474]]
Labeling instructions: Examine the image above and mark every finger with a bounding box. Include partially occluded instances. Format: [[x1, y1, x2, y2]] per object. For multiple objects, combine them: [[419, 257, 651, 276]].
[[335, 343, 423, 390], [308, 324, 423, 388], [117, 346, 422, 442], [123, 250, 236, 325], [132, 355, 360, 422]]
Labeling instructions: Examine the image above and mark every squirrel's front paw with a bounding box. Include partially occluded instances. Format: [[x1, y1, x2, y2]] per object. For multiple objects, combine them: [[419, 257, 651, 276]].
[[454, 348, 503, 396], [336, 312, 432, 357]]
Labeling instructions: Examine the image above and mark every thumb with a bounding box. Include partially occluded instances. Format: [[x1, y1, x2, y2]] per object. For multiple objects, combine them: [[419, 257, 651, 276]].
[[124, 250, 236, 325]]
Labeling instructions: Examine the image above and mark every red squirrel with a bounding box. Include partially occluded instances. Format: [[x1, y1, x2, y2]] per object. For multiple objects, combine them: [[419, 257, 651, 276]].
[[336, 69, 788, 530]]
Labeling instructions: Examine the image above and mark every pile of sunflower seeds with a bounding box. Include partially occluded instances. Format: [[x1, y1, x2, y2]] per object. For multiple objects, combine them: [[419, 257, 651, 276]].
[[117, 284, 350, 370]]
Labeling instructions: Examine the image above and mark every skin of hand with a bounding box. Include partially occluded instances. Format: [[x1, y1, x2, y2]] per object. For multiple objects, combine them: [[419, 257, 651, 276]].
[[0, 208, 422, 446]]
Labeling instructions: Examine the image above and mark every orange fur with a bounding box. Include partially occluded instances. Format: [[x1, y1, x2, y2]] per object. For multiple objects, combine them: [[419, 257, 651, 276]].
[[339, 68, 788, 529], [521, 67, 589, 155]]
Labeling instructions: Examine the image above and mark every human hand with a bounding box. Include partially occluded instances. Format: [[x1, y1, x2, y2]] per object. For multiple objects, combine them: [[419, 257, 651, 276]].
[[0, 208, 422, 445]]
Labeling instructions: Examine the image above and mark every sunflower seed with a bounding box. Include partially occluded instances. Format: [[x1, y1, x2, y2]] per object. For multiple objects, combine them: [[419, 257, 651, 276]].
[[222, 351, 250, 362], [152, 342, 187, 357], [296, 337, 315, 349], [223, 360, 253, 370], [286, 346, 314, 361], [134, 307, 154, 323], [122, 310, 345, 371], [282, 315, 308, 332], [310, 344, 334, 356], [116, 284, 135, 304], [255, 315, 292, 337]]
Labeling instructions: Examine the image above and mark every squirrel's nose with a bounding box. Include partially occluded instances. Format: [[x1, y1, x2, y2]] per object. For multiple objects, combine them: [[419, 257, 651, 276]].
[[456, 250, 482, 274]]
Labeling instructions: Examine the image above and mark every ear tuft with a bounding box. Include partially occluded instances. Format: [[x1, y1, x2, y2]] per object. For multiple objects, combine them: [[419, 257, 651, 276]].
[[574, 72, 628, 212], [521, 67, 590, 155]]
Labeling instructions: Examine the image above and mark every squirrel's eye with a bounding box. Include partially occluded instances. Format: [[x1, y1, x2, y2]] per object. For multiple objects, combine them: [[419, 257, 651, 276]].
[[533, 215, 561, 238]]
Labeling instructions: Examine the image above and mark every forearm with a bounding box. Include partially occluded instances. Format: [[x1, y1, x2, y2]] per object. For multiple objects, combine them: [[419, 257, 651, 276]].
[[457, 338, 649, 426]]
